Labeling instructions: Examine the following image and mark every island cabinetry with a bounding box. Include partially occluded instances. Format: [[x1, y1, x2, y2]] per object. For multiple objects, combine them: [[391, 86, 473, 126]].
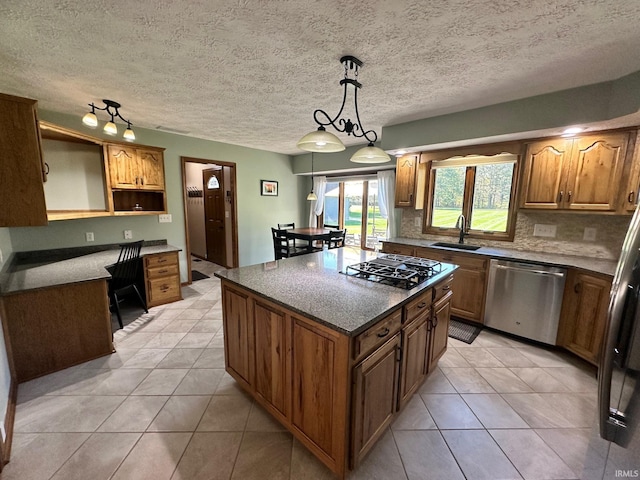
[[222, 284, 254, 390], [0, 93, 48, 227], [394, 154, 418, 207], [144, 251, 182, 308], [380, 241, 415, 256], [415, 247, 487, 324], [1, 280, 113, 382], [520, 131, 630, 211], [428, 290, 453, 372], [557, 269, 612, 365], [351, 332, 401, 466]]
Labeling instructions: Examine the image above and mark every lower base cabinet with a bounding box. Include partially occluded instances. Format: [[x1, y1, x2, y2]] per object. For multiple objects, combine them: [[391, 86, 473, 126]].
[[143, 251, 182, 307], [557, 269, 612, 365], [221, 275, 452, 478]]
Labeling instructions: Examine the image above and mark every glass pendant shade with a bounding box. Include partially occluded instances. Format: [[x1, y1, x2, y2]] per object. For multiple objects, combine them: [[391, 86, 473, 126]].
[[297, 128, 345, 153], [123, 127, 136, 141], [103, 121, 118, 136], [350, 143, 391, 164], [82, 112, 98, 127], [307, 191, 318, 201]]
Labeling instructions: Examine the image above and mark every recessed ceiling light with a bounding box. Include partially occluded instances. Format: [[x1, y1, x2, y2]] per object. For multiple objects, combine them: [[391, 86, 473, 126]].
[[562, 127, 583, 137]]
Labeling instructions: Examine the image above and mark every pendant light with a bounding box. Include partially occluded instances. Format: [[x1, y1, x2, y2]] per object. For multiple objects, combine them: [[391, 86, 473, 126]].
[[82, 99, 135, 141], [307, 152, 317, 201], [297, 55, 390, 163]]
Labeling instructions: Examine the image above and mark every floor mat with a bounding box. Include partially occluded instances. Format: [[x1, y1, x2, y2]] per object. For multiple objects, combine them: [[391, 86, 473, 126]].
[[448, 318, 482, 344], [191, 270, 210, 281]]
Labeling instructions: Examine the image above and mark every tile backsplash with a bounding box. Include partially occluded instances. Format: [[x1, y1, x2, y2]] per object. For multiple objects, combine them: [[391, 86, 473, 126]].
[[400, 209, 632, 260]]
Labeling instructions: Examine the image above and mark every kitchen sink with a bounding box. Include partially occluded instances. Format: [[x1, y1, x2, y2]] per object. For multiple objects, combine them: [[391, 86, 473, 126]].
[[431, 242, 482, 251]]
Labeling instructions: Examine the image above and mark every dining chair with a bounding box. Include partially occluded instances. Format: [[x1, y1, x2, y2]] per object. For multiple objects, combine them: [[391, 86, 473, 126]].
[[323, 223, 339, 229], [277, 222, 307, 248], [108, 240, 148, 329], [272, 228, 307, 259], [325, 229, 347, 249]]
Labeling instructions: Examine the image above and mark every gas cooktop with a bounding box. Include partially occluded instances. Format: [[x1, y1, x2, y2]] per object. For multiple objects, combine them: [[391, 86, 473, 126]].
[[343, 254, 443, 289]]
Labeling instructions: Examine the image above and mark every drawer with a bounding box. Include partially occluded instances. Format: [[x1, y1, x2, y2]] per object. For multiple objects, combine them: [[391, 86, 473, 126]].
[[433, 275, 453, 303], [146, 263, 179, 279], [147, 276, 181, 304], [145, 252, 178, 268], [404, 288, 432, 324], [354, 309, 402, 361]]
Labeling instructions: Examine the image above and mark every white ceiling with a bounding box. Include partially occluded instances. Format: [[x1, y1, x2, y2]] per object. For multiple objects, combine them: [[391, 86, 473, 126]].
[[2, 0, 640, 155]]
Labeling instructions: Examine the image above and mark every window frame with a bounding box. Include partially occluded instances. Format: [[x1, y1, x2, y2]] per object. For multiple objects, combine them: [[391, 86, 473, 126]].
[[420, 142, 522, 242]]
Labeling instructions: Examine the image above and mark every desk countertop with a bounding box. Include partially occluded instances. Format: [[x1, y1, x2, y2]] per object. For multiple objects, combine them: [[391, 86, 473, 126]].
[[0, 244, 180, 295]]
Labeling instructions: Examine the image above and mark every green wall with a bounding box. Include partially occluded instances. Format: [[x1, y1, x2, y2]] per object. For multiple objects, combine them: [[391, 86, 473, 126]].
[[0, 227, 11, 272], [7, 110, 307, 276]]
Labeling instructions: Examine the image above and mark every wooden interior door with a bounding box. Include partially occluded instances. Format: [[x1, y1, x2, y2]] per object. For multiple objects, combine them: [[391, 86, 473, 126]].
[[203, 167, 226, 266]]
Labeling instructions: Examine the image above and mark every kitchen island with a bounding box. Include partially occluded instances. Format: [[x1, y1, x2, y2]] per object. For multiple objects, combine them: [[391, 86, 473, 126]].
[[215, 247, 456, 478]]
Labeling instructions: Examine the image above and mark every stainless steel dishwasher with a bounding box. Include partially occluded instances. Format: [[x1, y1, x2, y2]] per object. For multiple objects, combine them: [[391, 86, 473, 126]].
[[484, 259, 567, 345]]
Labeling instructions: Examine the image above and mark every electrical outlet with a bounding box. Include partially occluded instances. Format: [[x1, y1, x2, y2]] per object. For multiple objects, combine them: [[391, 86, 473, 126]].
[[158, 214, 172, 223], [414, 217, 421, 227], [533, 224, 557, 238], [584, 227, 597, 241], [85, 232, 94, 242], [124, 230, 133, 240]]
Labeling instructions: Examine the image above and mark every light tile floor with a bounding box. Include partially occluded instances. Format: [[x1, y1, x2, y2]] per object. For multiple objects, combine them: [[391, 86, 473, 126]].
[[4, 259, 602, 479]]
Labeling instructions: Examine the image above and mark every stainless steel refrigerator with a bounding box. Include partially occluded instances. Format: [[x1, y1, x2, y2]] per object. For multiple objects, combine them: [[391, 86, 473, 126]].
[[585, 205, 640, 478]]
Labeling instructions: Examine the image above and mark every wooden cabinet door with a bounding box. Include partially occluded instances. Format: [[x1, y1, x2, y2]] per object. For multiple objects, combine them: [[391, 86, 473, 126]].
[[520, 139, 572, 209], [621, 131, 640, 213], [565, 133, 628, 211], [394, 154, 418, 207], [351, 333, 401, 468], [398, 313, 429, 410], [138, 149, 165, 190], [222, 284, 253, 389], [381, 242, 415, 256], [558, 270, 611, 365], [253, 301, 287, 419], [107, 145, 140, 189], [0, 93, 48, 226], [291, 317, 350, 475], [428, 291, 452, 372]]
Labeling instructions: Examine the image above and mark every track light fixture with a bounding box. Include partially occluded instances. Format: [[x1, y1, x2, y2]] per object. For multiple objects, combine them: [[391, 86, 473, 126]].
[[82, 99, 135, 141], [297, 55, 390, 163]]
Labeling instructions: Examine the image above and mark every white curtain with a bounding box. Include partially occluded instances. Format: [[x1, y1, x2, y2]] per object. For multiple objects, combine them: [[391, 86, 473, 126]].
[[308, 175, 327, 227], [377, 170, 396, 239]]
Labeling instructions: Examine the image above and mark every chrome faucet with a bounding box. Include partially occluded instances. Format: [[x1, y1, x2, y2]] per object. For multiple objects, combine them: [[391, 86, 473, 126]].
[[455, 214, 466, 244]]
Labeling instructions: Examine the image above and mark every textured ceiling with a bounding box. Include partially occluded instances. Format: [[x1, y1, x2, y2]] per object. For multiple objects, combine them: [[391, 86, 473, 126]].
[[2, 0, 640, 155]]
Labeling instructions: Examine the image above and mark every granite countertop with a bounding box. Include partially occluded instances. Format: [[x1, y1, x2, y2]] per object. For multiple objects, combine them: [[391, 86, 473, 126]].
[[0, 244, 180, 295], [385, 237, 619, 277], [215, 246, 457, 337]]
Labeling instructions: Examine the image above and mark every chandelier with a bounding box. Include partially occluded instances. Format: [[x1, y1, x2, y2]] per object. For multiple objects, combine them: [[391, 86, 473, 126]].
[[82, 99, 135, 141], [297, 56, 390, 163]]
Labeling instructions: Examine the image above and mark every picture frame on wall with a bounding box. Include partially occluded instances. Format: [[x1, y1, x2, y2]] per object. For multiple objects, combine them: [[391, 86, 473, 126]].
[[260, 180, 278, 196]]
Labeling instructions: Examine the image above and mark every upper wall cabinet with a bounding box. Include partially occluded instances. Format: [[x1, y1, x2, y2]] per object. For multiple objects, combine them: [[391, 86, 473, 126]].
[[394, 154, 418, 207], [0, 93, 48, 227], [520, 131, 631, 212], [106, 144, 167, 214]]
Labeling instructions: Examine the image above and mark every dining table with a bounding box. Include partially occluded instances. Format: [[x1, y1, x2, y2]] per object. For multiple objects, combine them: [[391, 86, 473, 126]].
[[285, 227, 334, 253]]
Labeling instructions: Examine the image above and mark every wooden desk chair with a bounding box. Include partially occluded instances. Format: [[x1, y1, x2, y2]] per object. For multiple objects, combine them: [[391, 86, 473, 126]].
[[108, 240, 148, 329], [272, 228, 307, 259], [325, 229, 347, 249]]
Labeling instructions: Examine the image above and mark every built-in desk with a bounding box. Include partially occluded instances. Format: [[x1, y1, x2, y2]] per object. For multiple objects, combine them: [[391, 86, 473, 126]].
[[0, 242, 181, 382]]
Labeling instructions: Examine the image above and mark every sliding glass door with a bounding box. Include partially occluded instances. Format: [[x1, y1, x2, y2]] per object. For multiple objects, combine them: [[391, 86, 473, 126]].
[[322, 178, 387, 250]]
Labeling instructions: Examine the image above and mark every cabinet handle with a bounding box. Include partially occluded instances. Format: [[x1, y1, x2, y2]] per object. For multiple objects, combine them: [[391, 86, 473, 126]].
[[44, 162, 50, 175], [574, 282, 582, 294], [158, 269, 168, 274], [558, 191, 563, 202], [442, 285, 450, 291], [157, 258, 167, 263], [377, 327, 390, 338], [141, 177, 144, 185], [160, 284, 169, 292], [417, 301, 427, 309], [567, 191, 572, 201], [432, 315, 438, 327], [629, 191, 635, 204]]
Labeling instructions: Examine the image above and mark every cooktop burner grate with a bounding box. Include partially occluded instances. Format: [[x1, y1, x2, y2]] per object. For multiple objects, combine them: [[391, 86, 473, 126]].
[[343, 254, 443, 289]]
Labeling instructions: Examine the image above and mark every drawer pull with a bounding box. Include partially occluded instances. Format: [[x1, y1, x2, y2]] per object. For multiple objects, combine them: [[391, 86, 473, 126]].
[[157, 258, 167, 263], [417, 301, 427, 309], [160, 285, 170, 292], [629, 191, 635, 204], [377, 327, 390, 338], [158, 269, 168, 274], [442, 285, 450, 291]]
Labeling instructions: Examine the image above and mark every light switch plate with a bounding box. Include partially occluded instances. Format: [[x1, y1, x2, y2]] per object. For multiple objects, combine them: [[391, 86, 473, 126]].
[[85, 232, 94, 242], [159, 214, 172, 223], [533, 224, 557, 238], [414, 217, 421, 227], [124, 230, 133, 239], [584, 227, 597, 241]]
